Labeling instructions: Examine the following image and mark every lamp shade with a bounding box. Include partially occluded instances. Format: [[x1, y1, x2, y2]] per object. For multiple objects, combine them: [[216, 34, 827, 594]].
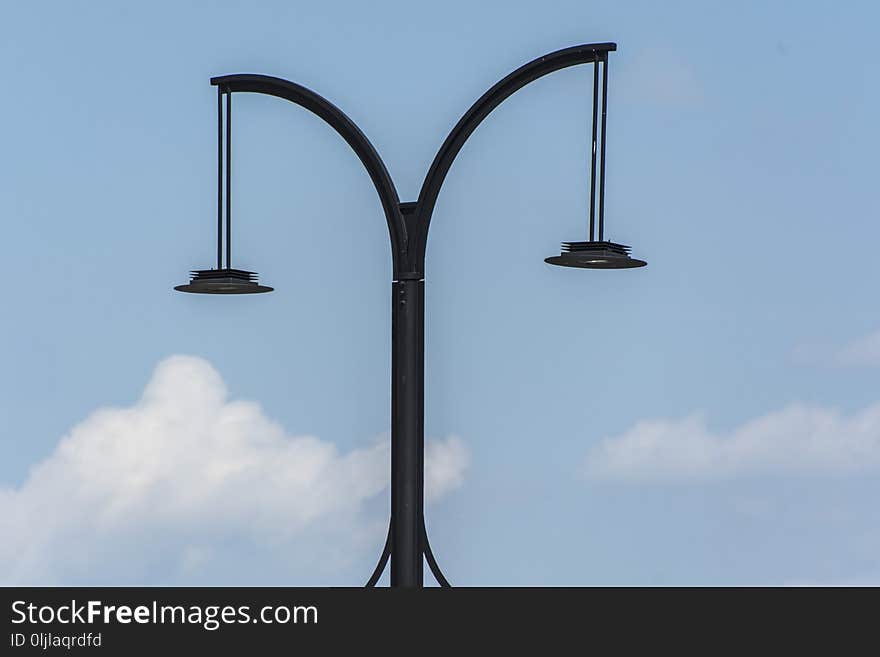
[[174, 268, 273, 294], [544, 241, 646, 269]]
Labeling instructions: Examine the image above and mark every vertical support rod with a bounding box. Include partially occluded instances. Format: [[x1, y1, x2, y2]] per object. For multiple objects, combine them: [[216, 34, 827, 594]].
[[390, 277, 425, 588], [226, 90, 232, 269], [217, 86, 224, 270], [598, 56, 609, 242], [589, 58, 599, 242]]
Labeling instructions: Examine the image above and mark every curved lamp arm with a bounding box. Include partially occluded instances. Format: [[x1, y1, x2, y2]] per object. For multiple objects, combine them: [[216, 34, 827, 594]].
[[411, 42, 616, 264], [211, 43, 616, 276], [210, 74, 409, 277]]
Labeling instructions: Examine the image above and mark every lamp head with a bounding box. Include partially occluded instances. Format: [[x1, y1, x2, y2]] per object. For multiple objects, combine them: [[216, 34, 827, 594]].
[[545, 241, 646, 269], [174, 268, 273, 294]]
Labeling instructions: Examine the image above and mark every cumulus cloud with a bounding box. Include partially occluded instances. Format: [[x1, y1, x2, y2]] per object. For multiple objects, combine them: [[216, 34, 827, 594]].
[[584, 401, 880, 483], [0, 356, 468, 585], [425, 435, 469, 502]]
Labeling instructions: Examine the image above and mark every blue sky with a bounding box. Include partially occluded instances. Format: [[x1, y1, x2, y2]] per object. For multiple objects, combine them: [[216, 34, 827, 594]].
[[1, 0, 879, 585]]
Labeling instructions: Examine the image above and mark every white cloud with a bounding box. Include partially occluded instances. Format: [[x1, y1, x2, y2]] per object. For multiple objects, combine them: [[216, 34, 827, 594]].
[[425, 435, 469, 502], [0, 355, 468, 585], [584, 401, 880, 483]]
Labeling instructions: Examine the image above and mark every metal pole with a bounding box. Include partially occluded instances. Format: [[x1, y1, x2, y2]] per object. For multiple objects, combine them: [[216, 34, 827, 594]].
[[390, 276, 425, 587], [217, 86, 224, 270], [226, 90, 232, 268], [598, 56, 608, 242], [589, 58, 599, 241]]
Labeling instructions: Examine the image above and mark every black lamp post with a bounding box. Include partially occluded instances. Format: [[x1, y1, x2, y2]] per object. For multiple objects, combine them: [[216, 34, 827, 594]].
[[176, 42, 646, 588]]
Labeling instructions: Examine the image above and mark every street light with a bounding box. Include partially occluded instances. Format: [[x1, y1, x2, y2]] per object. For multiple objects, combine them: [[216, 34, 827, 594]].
[[176, 42, 646, 587]]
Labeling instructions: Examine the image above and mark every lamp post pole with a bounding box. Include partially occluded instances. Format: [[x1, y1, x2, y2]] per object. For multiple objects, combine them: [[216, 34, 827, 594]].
[[391, 268, 426, 586], [176, 42, 645, 588]]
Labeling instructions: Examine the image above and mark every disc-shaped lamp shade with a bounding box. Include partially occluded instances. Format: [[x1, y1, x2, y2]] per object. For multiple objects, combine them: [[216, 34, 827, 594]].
[[545, 241, 646, 269], [175, 268, 273, 294]]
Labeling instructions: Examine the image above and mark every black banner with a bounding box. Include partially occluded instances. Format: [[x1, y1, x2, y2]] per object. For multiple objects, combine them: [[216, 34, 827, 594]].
[[1, 587, 873, 652]]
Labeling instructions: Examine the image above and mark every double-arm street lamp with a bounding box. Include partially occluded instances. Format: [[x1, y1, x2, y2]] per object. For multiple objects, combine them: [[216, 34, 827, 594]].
[[176, 42, 646, 588]]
